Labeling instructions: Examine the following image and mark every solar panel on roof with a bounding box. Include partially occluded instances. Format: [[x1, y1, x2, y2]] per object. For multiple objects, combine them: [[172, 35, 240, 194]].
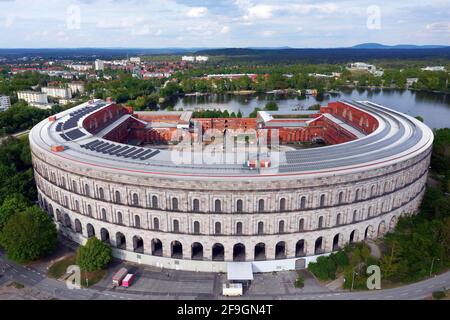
[[101, 145, 117, 153], [141, 150, 160, 160], [110, 146, 128, 155], [132, 149, 150, 159], [60, 134, 70, 141], [118, 147, 136, 157], [95, 143, 112, 152], [106, 145, 122, 154], [65, 129, 86, 140], [127, 148, 145, 158]]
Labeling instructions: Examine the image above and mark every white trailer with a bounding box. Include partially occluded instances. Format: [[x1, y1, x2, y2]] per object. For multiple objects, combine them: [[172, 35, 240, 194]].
[[222, 283, 243, 296]]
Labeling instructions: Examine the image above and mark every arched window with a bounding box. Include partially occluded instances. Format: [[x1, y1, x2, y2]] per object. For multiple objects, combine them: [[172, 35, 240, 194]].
[[85, 184, 90, 196], [98, 187, 105, 200], [278, 220, 285, 233], [193, 199, 200, 212], [279, 198, 286, 211], [115, 191, 121, 203], [336, 213, 341, 225], [75, 200, 80, 212], [153, 217, 159, 230], [257, 221, 264, 234], [72, 181, 78, 193], [353, 210, 358, 222], [194, 221, 200, 234], [318, 216, 324, 229], [338, 191, 344, 204], [300, 196, 306, 209], [132, 193, 139, 206], [319, 194, 326, 207], [355, 189, 360, 201], [258, 199, 265, 212], [215, 222, 221, 234], [236, 199, 243, 212], [368, 206, 372, 217], [370, 185, 376, 197], [236, 222, 243, 235], [172, 198, 178, 211], [214, 199, 221, 212], [173, 219, 179, 232], [299, 218, 305, 231], [152, 195, 158, 209], [61, 177, 66, 189], [87, 205, 92, 217], [135, 215, 141, 228], [117, 212, 123, 225], [101, 208, 107, 221]]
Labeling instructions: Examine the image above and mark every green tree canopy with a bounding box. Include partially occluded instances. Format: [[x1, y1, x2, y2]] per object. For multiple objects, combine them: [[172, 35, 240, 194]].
[[76, 237, 112, 272], [0, 206, 57, 263]]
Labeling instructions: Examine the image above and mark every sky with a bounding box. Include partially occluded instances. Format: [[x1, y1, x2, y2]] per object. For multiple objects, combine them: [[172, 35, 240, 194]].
[[0, 0, 449, 48]]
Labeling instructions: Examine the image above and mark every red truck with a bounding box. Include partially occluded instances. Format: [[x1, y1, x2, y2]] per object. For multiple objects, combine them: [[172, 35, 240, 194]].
[[112, 268, 128, 287], [122, 273, 135, 288]]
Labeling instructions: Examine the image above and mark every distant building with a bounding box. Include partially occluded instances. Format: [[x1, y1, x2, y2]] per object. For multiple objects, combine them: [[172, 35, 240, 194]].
[[129, 57, 141, 63], [17, 91, 48, 104], [95, 59, 105, 71], [205, 73, 258, 80], [0, 95, 11, 112], [406, 78, 419, 87], [421, 66, 446, 72], [195, 56, 209, 62], [347, 62, 384, 77], [68, 82, 85, 95], [181, 56, 195, 62], [67, 64, 93, 71], [58, 98, 78, 106], [41, 87, 72, 99]]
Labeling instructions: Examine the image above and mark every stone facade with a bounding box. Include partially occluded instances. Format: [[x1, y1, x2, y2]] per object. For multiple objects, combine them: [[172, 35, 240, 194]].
[[32, 140, 431, 271]]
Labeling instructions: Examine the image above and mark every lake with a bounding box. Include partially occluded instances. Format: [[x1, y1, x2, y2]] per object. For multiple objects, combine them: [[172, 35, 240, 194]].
[[170, 88, 450, 129]]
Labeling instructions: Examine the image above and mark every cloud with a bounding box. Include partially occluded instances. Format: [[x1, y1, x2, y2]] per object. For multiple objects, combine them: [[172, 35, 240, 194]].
[[261, 30, 276, 37], [426, 22, 450, 32], [220, 25, 230, 34], [244, 4, 274, 20], [186, 6, 208, 18], [2, 13, 15, 28]]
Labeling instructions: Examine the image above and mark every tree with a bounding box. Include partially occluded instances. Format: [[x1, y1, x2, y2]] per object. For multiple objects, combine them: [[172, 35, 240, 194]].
[[76, 237, 112, 272], [0, 206, 57, 263], [264, 101, 279, 111], [0, 194, 29, 231]]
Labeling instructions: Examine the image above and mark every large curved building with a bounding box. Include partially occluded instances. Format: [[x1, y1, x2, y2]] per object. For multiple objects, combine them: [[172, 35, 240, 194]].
[[30, 99, 433, 272]]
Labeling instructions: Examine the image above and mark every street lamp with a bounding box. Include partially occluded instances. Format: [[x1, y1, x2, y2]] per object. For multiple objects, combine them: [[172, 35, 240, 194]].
[[429, 257, 440, 277], [351, 270, 358, 291]]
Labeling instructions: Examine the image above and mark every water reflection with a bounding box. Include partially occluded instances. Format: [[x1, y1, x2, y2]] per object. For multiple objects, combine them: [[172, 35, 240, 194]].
[[166, 89, 450, 128]]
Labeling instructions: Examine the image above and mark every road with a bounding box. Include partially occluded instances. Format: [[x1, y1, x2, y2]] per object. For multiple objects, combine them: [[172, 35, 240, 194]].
[[1, 253, 448, 300]]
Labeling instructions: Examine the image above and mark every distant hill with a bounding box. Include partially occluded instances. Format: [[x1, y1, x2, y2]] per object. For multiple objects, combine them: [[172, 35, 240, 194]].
[[352, 43, 449, 49]]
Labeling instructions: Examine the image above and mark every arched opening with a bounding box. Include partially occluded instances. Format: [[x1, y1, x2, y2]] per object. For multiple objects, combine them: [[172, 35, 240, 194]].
[[152, 195, 158, 208], [48, 203, 54, 219], [191, 242, 203, 260], [378, 221, 386, 236], [132, 193, 139, 206], [332, 234, 343, 251], [233, 243, 246, 261], [254, 243, 266, 261], [98, 187, 104, 200], [318, 216, 324, 229], [300, 196, 306, 209], [355, 189, 360, 201], [193, 199, 200, 212], [314, 237, 324, 254], [258, 199, 265, 212], [275, 241, 286, 259], [319, 194, 326, 207], [257, 221, 264, 234], [116, 232, 126, 249], [298, 218, 305, 231], [173, 219, 180, 232], [296, 240, 306, 257], [172, 198, 178, 210], [151, 238, 162, 256], [101, 208, 107, 221], [212, 243, 224, 261], [353, 210, 358, 222], [117, 212, 123, 225], [236, 222, 243, 235], [338, 191, 344, 204], [336, 213, 341, 226], [87, 205, 93, 217], [278, 220, 285, 233], [63, 213, 71, 229], [215, 221, 222, 234], [365, 225, 375, 240], [134, 215, 141, 228], [214, 199, 221, 212], [279, 198, 286, 211], [55, 209, 62, 222], [236, 199, 243, 212], [115, 190, 121, 203], [100, 228, 110, 243], [389, 216, 397, 231], [87, 223, 95, 238], [193, 221, 200, 234], [133, 236, 144, 253], [75, 219, 82, 233], [171, 240, 183, 259], [349, 229, 359, 243], [153, 217, 159, 230]]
